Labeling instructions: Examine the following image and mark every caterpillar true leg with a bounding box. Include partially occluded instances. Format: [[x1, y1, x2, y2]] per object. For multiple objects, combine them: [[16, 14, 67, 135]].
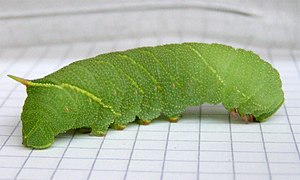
[[241, 115, 255, 123], [230, 109, 240, 120], [230, 109, 255, 123]]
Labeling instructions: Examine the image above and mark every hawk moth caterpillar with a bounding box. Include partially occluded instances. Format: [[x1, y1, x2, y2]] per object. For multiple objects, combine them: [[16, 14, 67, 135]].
[[8, 42, 284, 149]]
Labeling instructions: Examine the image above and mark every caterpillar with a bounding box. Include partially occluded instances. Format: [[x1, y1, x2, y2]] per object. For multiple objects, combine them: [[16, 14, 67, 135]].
[[8, 43, 284, 149]]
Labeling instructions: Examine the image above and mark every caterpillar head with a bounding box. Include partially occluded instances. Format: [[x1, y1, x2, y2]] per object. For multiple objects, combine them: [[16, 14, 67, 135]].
[[227, 63, 284, 123]]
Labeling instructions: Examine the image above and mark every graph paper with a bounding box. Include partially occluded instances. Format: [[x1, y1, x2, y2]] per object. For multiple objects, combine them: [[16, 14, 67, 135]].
[[0, 1, 300, 180], [1, 38, 300, 180]]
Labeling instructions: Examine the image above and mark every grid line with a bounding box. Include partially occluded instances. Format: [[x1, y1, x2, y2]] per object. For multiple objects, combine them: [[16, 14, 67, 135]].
[[50, 130, 77, 179], [0, 49, 28, 152], [259, 123, 272, 180], [159, 122, 171, 180], [86, 135, 106, 179], [123, 125, 140, 180], [229, 115, 236, 180], [287, 50, 300, 159], [197, 106, 201, 180]]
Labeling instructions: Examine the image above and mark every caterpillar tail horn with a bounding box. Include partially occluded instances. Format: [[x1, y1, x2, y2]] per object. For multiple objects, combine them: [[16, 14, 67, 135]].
[[7, 75, 30, 86]]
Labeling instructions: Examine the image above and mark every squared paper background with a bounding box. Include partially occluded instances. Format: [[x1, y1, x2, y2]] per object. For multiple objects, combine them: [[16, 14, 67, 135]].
[[0, 1, 300, 180]]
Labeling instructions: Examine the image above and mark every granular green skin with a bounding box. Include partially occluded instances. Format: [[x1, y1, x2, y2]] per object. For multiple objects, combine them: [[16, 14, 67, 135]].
[[9, 43, 284, 148]]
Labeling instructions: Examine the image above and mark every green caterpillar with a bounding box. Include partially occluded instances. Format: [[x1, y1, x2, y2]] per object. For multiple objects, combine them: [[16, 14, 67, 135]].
[[8, 43, 284, 149]]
